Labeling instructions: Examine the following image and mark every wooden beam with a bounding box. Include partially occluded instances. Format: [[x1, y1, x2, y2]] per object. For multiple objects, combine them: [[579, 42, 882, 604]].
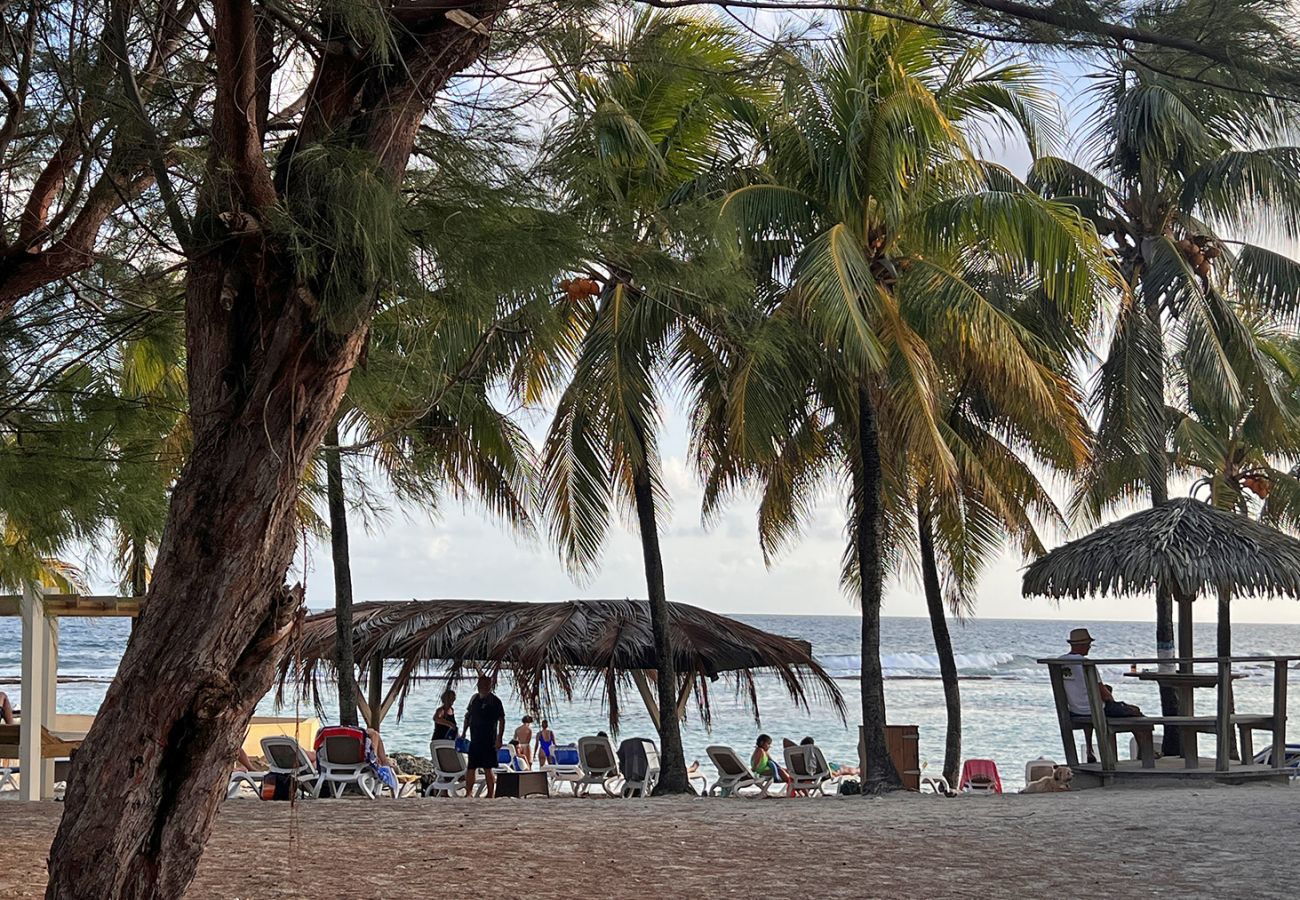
[[630, 670, 660, 731], [1083, 663, 1115, 771], [1273, 659, 1288, 772], [1215, 659, 1232, 772], [0, 596, 18, 617], [1048, 665, 1080, 767], [1177, 596, 1195, 674], [674, 676, 694, 720]]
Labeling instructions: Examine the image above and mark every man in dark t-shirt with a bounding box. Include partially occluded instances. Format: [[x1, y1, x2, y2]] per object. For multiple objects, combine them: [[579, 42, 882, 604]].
[[464, 674, 506, 798]]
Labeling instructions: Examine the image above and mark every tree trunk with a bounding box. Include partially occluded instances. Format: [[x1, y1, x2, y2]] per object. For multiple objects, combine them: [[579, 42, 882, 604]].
[[325, 424, 358, 728], [1218, 584, 1238, 760], [1140, 276, 1180, 756], [129, 536, 148, 597], [855, 384, 901, 792], [629, 455, 691, 794], [917, 504, 960, 787], [45, 1, 506, 895]]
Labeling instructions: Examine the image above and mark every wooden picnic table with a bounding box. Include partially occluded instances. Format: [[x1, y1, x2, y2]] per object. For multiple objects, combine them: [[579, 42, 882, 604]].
[[1121, 669, 1247, 763]]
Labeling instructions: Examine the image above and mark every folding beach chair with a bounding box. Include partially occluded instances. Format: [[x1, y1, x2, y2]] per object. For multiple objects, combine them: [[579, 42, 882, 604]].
[[575, 735, 621, 797], [705, 745, 771, 797], [259, 735, 320, 798], [616, 738, 660, 798], [958, 759, 1003, 794], [784, 744, 833, 796], [424, 740, 469, 797], [314, 726, 395, 799]]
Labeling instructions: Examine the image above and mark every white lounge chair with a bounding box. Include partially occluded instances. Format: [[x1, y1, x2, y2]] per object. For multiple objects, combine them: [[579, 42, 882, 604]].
[[260, 736, 319, 797], [424, 740, 468, 797], [543, 744, 584, 795], [784, 744, 833, 796], [706, 745, 771, 797], [575, 735, 621, 797], [316, 728, 394, 799], [616, 738, 660, 798], [226, 768, 267, 799]]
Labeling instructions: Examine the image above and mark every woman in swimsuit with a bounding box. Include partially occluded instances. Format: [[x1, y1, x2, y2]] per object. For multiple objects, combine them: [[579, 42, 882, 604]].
[[432, 690, 458, 742], [535, 719, 556, 766]]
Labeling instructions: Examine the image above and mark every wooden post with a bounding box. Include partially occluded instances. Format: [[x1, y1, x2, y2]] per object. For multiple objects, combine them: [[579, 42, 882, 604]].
[[19, 584, 45, 801], [1083, 663, 1115, 771], [1047, 664, 1080, 766], [1177, 594, 1195, 674], [630, 670, 660, 730], [1273, 659, 1288, 772], [367, 658, 383, 729], [1215, 659, 1232, 772], [674, 676, 693, 720]]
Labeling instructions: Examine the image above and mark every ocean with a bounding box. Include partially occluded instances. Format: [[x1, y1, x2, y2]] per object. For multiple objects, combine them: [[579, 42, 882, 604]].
[[3, 613, 1297, 790]]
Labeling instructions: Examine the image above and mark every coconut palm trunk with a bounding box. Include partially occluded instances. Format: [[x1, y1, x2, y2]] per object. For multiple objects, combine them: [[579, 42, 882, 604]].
[[325, 424, 359, 728], [629, 450, 691, 794], [855, 385, 902, 791], [917, 505, 961, 786], [44, 2, 507, 894]]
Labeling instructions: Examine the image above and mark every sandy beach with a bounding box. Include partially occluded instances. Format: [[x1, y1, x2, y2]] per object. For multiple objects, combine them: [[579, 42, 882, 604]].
[[1, 784, 1292, 898]]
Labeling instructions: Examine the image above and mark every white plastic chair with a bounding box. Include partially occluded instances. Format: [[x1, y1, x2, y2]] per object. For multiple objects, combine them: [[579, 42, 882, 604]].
[[226, 769, 266, 799], [260, 736, 319, 797], [543, 744, 584, 794], [316, 730, 393, 799], [617, 738, 660, 798], [424, 740, 468, 797], [574, 735, 621, 797], [784, 744, 833, 796], [705, 745, 771, 797]]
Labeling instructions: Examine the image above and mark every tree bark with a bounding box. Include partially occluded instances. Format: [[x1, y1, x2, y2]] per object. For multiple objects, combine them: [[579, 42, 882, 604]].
[[917, 504, 960, 787], [629, 452, 691, 794], [325, 424, 358, 728], [1140, 282, 1180, 756], [45, 1, 507, 896], [856, 384, 901, 792], [129, 536, 148, 597]]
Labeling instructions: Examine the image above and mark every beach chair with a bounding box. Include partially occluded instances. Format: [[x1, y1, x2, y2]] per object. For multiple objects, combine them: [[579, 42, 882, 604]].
[[784, 744, 833, 796], [574, 735, 621, 797], [226, 768, 267, 799], [616, 738, 660, 798], [543, 744, 584, 795], [958, 758, 1003, 794], [259, 735, 320, 797], [424, 740, 469, 797], [314, 726, 394, 799], [705, 745, 771, 797]]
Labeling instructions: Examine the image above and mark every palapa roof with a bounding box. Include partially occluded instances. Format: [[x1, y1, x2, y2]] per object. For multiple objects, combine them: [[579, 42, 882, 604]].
[[278, 598, 844, 729], [1022, 498, 1300, 600]]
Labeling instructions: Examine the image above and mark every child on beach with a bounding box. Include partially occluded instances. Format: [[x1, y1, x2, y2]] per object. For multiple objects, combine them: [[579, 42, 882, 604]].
[[535, 719, 556, 766], [513, 716, 535, 769], [751, 734, 789, 790]]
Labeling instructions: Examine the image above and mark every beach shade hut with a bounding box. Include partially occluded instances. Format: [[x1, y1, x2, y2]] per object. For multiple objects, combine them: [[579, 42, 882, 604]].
[[278, 598, 844, 731], [1022, 498, 1300, 664]]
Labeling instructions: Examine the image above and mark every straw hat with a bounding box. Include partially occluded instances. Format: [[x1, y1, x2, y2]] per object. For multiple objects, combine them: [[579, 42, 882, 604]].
[[1068, 627, 1094, 645]]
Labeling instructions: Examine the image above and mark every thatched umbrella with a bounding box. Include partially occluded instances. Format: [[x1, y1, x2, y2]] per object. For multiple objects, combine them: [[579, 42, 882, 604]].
[[278, 598, 845, 732], [1023, 498, 1300, 664]]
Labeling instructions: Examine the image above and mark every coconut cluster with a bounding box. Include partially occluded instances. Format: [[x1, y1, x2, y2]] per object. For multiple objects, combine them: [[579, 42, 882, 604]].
[[1175, 234, 1221, 279]]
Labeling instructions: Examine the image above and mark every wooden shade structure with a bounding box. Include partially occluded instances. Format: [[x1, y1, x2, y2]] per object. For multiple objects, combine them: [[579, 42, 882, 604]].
[[1023, 498, 1300, 663], [278, 598, 845, 731]]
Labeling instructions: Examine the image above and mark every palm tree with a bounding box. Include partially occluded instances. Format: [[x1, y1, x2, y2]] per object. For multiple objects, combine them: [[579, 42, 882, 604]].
[[714, 6, 1105, 790], [535, 10, 762, 793], [1032, 36, 1300, 739]]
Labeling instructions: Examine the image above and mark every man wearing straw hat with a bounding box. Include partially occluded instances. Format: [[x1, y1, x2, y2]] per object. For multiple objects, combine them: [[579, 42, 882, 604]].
[[1061, 628, 1145, 761]]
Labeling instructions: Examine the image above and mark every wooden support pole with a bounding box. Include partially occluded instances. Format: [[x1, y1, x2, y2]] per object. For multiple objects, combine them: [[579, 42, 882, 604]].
[[1273, 659, 1288, 772], [674, 676, 694, 720], [19, 584, 44, 801], [630, 670, 660, 731], [366, 659, 383, 729], [1215, 659, 1232, 772], [1177, 594, 1195, 674]]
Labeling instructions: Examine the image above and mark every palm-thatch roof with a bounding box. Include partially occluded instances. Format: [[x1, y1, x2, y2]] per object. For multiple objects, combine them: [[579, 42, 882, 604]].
[[278, 598, 844, 730], [1022, 498, 1300, 600]]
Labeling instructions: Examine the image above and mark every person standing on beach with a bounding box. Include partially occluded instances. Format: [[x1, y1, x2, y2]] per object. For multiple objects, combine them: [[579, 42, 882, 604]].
[[513, 716, 534, 769], [464, 675, 506, 798], [432, 690, 458, 742], [535, 719, 557, 766]]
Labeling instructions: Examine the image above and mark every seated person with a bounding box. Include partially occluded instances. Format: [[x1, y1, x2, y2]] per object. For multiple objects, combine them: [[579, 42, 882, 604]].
[[751, 734, 789, 787], [1061, 627, 1148, 762], [798, 736, 859, 777], [0, 691, 12, 725]]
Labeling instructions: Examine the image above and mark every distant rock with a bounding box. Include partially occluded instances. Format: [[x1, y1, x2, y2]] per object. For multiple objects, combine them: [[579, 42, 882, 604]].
[[392, 752, 434, 776]]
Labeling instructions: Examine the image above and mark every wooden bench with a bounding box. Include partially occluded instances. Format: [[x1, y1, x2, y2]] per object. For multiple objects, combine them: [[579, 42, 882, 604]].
[[0, 723, 81, 759]]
